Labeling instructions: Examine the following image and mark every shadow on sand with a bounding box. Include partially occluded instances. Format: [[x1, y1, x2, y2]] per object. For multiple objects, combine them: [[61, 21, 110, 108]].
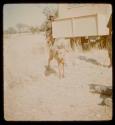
[[78, 56, 108, 67], [44, 65, 57, 76]]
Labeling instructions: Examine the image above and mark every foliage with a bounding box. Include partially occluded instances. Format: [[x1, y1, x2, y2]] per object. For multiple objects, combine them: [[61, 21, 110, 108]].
[[29, 27, 40, 34], [42, 7, 58, 20], [39, 6, 58, 32], [5, 27, 17, 34], [16, 23, 31, 33]]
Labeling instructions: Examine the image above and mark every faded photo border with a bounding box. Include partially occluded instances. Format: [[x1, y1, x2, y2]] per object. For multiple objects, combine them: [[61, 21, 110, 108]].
[[0, 0, 114, 124]]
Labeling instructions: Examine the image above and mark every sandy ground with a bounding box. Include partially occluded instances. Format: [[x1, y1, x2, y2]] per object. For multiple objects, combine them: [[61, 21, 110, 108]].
[[4, 33, 112, 121]]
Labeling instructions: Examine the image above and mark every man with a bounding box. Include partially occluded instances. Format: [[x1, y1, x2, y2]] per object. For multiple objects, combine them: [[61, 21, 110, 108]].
[[107, 14, 112, 68], [45, 15, 55, 47]]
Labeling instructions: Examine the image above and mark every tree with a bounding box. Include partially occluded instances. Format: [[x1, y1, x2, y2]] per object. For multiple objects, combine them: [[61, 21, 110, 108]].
[[42, 7, 58, 19], [39, 6, 58, 32], [7, 27, 17, 34], [39, 21, 47, 32], [4, 30, 9, 35], [29, 26, 40, 34], [16, 23, 26, 33], [29, 27, 36, 34]]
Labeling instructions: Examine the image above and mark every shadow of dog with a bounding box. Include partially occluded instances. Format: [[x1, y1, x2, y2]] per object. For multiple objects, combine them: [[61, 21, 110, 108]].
[[44, 65, 57, 76]]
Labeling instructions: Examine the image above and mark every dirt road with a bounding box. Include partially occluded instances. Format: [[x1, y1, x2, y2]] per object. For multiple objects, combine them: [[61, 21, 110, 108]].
[[4, 33, 112, 121]]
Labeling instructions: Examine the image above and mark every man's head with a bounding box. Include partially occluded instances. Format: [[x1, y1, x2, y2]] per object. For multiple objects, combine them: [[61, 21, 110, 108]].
[[48, 15, 54, 21]]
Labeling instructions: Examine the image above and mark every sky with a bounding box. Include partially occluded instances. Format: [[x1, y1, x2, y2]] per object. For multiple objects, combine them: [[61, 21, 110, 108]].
[[3, 4, 58, 30]]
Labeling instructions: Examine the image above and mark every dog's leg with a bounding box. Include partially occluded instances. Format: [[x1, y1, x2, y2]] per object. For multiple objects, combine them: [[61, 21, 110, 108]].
[[58, 62, 61, 79], [62, 63, 64, 78], [48, 50, 53, 69], [60, 58, 64, 78], [48, 58, 51, 68]]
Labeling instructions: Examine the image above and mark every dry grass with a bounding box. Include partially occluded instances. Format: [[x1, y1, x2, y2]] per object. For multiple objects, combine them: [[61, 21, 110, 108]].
[[70, 36, 112, 52]]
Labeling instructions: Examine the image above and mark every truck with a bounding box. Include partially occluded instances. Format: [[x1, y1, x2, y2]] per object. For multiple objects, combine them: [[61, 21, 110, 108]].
[[52, 14, 109, 38]]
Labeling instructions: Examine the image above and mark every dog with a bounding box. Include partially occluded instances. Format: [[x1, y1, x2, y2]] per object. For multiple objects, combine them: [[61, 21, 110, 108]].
[[47, 38, 69, 78]]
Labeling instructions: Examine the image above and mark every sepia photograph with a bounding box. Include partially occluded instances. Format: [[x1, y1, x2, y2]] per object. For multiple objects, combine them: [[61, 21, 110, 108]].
[[3, 3, 112, 121]]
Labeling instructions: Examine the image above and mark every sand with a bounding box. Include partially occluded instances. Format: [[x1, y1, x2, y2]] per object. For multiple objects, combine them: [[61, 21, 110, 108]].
[[4, 33, 112, 121]]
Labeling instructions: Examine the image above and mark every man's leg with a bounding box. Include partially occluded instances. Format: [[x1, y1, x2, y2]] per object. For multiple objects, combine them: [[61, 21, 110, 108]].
[[108, 51, 112, 67]]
